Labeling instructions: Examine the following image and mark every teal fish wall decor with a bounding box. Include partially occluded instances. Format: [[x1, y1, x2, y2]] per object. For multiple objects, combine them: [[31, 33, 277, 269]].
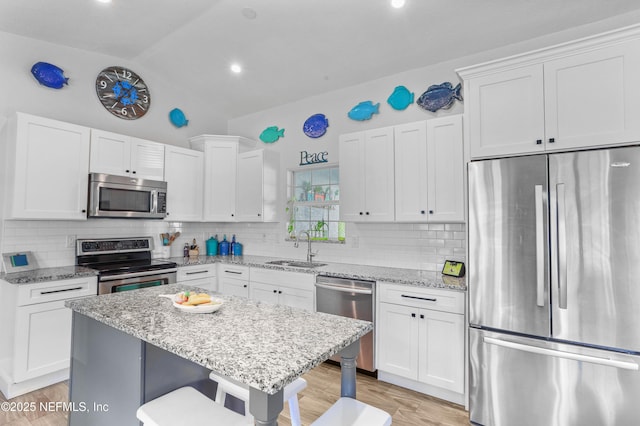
[[169, 108, 189, 127], [387, 85, 414, 110], [260, 126, 285, 143], [348, 101, 380, 121], [31, 62, 69, 89]]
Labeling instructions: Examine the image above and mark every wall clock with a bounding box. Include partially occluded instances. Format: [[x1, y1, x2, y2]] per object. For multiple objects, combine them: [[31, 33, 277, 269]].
[[96, 66, 150, 120]]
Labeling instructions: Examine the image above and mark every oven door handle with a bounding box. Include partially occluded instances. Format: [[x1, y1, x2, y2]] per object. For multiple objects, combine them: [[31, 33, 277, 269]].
[[100, 268, 178, 281], [314, 282, 373, 295]]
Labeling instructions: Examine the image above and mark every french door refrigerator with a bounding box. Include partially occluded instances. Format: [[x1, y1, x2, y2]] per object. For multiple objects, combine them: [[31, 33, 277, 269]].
[[468, 147, 640, 426]]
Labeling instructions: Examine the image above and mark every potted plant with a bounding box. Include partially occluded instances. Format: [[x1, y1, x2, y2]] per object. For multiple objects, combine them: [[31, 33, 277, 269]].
[[301, 181, 312, 201], [313, 186, 325, 201], [313, 220, 328, 240]]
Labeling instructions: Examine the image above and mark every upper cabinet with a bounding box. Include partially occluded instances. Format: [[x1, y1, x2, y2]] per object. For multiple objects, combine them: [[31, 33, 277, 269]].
[[394, 117, 464, 223], [2, 113, 90, 220], [90, 129, 165, 180], [459, 28, 640, 159], [339, 127, 395, 222], [236, 149, 279, 222], [164, 146, 203, 222]]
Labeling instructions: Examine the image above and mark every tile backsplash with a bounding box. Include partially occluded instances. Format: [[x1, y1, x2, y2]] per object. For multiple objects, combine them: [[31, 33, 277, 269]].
[[1, 220, 465, 277]]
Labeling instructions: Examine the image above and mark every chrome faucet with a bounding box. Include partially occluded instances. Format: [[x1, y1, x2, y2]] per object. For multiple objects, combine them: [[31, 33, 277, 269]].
[[295, 230, 317, 262]]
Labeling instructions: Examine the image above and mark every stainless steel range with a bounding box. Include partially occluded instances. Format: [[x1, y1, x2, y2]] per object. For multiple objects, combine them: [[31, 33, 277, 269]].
[[76, 236, 177, 295]]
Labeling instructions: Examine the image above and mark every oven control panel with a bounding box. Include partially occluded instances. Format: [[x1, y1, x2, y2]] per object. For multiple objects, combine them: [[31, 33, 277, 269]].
[[78, 238, 151, 255]]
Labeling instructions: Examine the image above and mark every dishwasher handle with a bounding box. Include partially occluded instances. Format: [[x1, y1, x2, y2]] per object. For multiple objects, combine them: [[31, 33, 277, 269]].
[[314, 282, 373, 295]]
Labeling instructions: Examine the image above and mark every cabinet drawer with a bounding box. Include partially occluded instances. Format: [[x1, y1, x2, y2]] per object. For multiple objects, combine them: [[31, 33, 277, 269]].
[[219, 264, 249, 279], [378, 283, 464, 314], [177, 264, 217, 281], [17, 277, 97, 306], [250, 267, 314, 289]]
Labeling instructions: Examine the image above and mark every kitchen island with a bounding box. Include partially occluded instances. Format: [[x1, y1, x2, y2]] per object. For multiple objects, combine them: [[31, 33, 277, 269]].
[[65, 284, 372, 425]]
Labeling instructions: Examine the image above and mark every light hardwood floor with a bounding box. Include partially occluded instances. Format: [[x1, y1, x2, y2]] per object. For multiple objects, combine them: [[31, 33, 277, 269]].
[[0, 363, 469, 425]]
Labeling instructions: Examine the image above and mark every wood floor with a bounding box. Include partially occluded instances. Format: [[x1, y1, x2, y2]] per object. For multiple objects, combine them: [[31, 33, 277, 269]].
[[0, 363, 469, 425]]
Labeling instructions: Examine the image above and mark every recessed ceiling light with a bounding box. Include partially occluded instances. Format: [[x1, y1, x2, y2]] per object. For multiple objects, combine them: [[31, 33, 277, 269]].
[[242, 7, 257, 20], [230, 63, 242, 74], [96, 0, 112, 4], [391, 0, 406, 8]]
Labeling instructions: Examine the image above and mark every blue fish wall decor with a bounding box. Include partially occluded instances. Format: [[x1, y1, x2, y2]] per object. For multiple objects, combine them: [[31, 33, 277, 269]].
[[417, 82, 463, 113], [260, 126, 285, 143], [348, 101, 380, 121], [30, 62, 68, 89], [169, 108, 189, 127], [387, 86, 414, 110], [303, 113, 329, 138]]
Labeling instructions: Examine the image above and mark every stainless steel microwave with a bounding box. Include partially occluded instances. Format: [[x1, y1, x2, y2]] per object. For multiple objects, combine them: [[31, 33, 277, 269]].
[[88, 173, 167, 219]]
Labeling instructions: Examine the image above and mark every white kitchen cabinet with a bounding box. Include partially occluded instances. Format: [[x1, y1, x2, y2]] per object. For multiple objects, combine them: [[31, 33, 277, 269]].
[[176, 263, 217, 292], [164, 146, 204, 222], [0, 276, 97, 398], [190, 135, 256, 222], [218, 264, 249, 298], [1, 113, 91, 220], [90, 129, 165, 180], [249, 268, 314, 311], [377, 283, 465, 403], [460, 30, 640, 159], [236, 149, 279, 222], [394, 117, 464, 223], [339, 127, 395, 222]]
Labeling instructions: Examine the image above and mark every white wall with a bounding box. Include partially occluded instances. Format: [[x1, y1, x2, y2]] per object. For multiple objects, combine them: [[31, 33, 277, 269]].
[[0, 31, 228, 146]]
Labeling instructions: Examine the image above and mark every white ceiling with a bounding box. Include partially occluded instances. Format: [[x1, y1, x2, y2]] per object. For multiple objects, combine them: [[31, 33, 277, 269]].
[[2, 0, 640, 119]]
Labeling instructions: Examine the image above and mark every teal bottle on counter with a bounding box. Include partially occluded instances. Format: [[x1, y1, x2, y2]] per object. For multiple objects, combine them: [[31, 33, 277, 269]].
[[206, 235, 218, 256], [219, 235, 230, 256]]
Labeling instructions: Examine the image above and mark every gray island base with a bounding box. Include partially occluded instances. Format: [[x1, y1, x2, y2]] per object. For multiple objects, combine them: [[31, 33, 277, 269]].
[[66, 284, 372, 425]]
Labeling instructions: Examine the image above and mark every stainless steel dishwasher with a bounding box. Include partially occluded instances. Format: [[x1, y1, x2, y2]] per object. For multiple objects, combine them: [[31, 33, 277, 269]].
[[315, 275, 375, 372]]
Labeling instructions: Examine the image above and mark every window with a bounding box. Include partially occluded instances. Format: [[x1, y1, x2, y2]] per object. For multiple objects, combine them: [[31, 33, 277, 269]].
[[287, 166, 344, 242]]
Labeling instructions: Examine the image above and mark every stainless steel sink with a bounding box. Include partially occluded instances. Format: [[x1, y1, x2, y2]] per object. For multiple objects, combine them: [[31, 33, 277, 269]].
[[266, 260, 327, 268]]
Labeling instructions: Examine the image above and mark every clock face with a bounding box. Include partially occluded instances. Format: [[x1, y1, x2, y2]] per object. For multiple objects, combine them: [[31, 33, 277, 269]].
[[96, 66, 150, 120]]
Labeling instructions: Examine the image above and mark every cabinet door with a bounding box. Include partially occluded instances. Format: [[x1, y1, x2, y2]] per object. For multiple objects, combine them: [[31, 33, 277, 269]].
[[426, 115, 465, 222], [203, 142, 237, 221], [377, 303, 419, 380], [90, 129, 131, 176], [164, 146, 203, 222], [249, 281, 279, 304], [418, 309, 464, 393], [363, 127, 395, 221], [236, 150, 264, 221], [220, 278, 249, 298], [130, 138, 165, 180], [13, 300, 72, 382], [339, 132, 365, 221], [279, 287, 314, 311], [467, 64, 545, 158], [544, 39, 640, 151], [12, 114, 90, 220], [394, 121, 428, 222]]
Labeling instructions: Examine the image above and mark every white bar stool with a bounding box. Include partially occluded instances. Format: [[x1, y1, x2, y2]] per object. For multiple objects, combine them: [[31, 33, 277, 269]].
[[136, 386, 249, 426], [210, 371, 307, 426], [311, 397, 392, 426]]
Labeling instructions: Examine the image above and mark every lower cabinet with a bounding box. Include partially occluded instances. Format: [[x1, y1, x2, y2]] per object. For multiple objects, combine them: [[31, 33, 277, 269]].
[[249, 268, 314, 311], [218, 264, 249, 298], [0, 276, 98, 398], [176, 263, 217, 292], [377, 283, 465, 404]]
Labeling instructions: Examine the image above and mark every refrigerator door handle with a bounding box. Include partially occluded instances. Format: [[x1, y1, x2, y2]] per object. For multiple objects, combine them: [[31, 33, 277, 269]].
[[535, 185, 545, 307], [556, 183, 568, 309], [484, 336, 639, 370]]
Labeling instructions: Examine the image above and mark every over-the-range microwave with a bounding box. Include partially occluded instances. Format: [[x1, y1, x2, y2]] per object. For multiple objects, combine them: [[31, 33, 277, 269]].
[[88, 173, 167, 219]]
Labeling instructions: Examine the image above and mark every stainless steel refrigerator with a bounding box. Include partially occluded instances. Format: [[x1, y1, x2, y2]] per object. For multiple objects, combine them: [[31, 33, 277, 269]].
[[468, 147, 640, 426]]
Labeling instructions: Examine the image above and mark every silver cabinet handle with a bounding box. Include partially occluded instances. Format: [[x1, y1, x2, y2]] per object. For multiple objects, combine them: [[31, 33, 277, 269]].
[[535, 185, 545, 307], [185, 270, 208, 276], [484, 337, 638, 370], [314, 282, 372, 295], [401, 294, 436, 302], [224, 270, 243, 275], [556, 183, 567, 309], [40, 286, 84, 295]]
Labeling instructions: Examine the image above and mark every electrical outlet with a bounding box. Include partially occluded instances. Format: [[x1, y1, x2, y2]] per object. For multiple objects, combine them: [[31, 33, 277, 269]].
[[66, 235, 77, 248]]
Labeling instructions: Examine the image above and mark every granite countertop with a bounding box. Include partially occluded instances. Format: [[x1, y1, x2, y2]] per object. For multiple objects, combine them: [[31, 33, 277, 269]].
[[65, 283, 372, 395], [172, 254, 466, 291], [0, 265, 98, 284]]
